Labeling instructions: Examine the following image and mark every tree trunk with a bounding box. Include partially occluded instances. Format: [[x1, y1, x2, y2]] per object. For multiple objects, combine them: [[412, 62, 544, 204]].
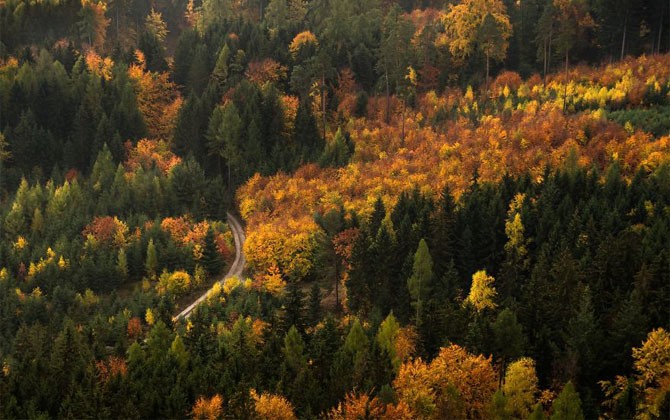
[[259, 0, 263, 21], [620, 14, 628, 61], [563, 50, 569, 113]]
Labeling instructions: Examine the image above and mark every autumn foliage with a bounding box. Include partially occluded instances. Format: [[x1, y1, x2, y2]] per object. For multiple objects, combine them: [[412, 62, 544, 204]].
[[237, 54, 670, 282]]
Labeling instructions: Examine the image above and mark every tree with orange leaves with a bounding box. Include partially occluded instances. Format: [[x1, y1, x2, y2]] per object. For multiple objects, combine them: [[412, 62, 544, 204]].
[[77, 0, 110, 49], [191, 394, 223, 420], [245, 58, 286, 85], [394, 344, 498, 419], [127, 51, 180, 141]]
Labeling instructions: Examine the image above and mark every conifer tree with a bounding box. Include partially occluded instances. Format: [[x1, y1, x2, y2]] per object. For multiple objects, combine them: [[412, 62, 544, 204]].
[[407, 238, 432, 328]]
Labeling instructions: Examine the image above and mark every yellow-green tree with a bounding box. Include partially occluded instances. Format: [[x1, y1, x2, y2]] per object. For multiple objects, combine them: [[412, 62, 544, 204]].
[[465, 270, 497, 313], [631, 328, 670, 419], [503, 358, 538, 419], [442, 0, 512, 88]]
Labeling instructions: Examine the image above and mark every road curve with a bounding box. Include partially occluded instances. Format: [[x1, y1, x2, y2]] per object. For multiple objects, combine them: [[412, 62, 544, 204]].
[[173, 212, 246, 320]]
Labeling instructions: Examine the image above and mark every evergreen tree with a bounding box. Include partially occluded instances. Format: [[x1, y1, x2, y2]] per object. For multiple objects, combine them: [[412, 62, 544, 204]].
[[308, 282, 321, 326], [550, 381, 584, 420], [407, 238, 433, 328], [201, 228, 223, 276], [145, 239, 158, 278], [282, 280, 305, 333]]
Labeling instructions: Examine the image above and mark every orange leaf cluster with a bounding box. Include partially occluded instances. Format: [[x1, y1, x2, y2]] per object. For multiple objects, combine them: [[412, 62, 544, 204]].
[[124, 139, 181, 175], [84, 50, 114, 81], [327, 392, 414, 420], [160, 217, 232, 260], [245, 58, 286, 85], [95, 356, 127, 385], [128, 51, 181, 141], [82, 216, 129, 247], [393, 344, 498, 419], [191, 394, 223, 420], [126, 317, 142, 339]]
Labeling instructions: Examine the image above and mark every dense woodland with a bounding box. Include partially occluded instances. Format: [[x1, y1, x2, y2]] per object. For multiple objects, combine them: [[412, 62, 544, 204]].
[[1, 0, 670, 418]]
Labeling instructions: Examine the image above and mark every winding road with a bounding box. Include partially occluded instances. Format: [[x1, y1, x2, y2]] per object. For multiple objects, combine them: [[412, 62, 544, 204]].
[[173, 212, 246, 320]]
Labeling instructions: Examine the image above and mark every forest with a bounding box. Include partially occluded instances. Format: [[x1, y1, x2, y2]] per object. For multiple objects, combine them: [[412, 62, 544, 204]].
[[0, 0, 669, 418]]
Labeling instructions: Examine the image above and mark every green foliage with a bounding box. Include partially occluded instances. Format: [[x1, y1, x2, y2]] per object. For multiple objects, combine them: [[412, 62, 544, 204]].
[[407, 238, 432, 328], [550, 381, 584, 420]]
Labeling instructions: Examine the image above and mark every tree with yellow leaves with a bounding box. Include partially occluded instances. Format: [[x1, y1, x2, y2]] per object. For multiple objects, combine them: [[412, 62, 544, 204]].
[[465, 269, 497, 313], [191, 394, 223, 420], [251, 389, 298, 420], [442, 0, 512, 90], [631, 328, 670, 419], [503, 357, 539, 419]]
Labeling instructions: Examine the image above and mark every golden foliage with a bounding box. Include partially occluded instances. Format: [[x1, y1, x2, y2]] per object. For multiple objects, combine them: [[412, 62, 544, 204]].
[[127, 53, 180, 141], [237, 55, 670, 285], [251, 389, 297, 420], [84, 50, 114, 81], [191, 394, 223, 420], [631, 328, 670, 419], [289, 30, 318, 57], [464, 270, 497, 313], [124, 139, 181, 175], [393, 344, 498, 419]]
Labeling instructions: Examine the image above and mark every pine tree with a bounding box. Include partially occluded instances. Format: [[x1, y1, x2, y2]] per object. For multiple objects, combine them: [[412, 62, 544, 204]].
[[407, 238, 433, 328], [145, 239, 157, 278], [201, 228, 223, 276], [282, 280, 304, 333], [117, 248, 128, 280], [308, 282, 321, 326], [550, 381, 584, 420]]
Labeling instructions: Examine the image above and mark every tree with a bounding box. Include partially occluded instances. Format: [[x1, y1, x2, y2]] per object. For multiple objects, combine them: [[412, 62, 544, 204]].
[[477, 13, 510, 91], [212, 45, 231, 86], [631, 328, 670, 418], [209, 103, 244, 185], [282, 280, 305, 333], [376, 5, 414, 123], [145, 239, 157, 278], [407, 239, 433, 328], [465, 270, 497, 313], [201, 228, 223, 276], [503, 358, 538, 419], [493, 309, 525, 382], [552, 0, 594, 112], [191, 394, 223, 420], [308, 282, 321, 326], [77, 0, 110, 49], [550, 381, 584, 420], [442, 0, 512, 89], [117, 248, 128, 280], [252, 390, 298, 420], [145, 9, 168, 42]]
